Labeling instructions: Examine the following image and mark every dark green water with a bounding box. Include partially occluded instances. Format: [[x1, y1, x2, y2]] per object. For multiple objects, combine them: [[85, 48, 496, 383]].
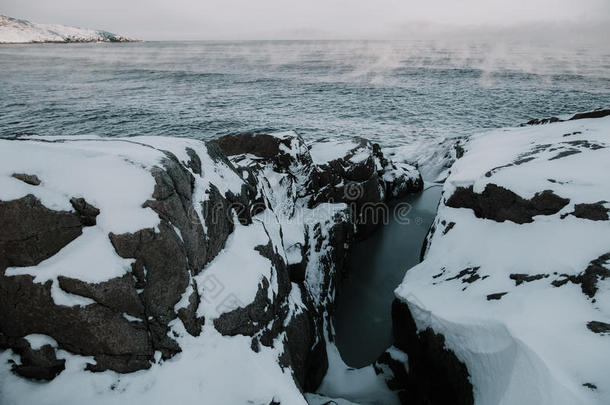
[[334, 185, 442, 368]]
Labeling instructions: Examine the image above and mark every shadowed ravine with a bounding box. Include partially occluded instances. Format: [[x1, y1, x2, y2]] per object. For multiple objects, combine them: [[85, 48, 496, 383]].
[[334, 185, 442, 368]]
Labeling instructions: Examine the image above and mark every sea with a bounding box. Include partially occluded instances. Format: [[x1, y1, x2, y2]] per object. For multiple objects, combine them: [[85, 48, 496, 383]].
[[1, 40, 608, 179]]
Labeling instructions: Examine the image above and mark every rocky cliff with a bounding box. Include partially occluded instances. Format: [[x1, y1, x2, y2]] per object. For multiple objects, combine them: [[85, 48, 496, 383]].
[[0, 132, 421, 404], [390, 114, 610, 404]]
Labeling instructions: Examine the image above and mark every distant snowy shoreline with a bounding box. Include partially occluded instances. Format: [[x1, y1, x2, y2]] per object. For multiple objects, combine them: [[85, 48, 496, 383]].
[[0, 14, 136, 44]]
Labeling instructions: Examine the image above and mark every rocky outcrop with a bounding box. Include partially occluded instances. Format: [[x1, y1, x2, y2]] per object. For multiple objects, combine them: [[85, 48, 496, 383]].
[[0, 133, 423, 404], [394, 113, 610, 405], [215, 132, 422, 239], [0, 194, 90, 268], [0, 151, 226, 374], [386, 300, 474, 405], [521, 108, 610, 126], [446, 184, 569, 224]]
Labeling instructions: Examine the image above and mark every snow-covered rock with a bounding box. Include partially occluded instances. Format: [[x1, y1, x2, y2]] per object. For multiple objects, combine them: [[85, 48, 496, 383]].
[[0, 132, 423, 404], [392, 115, 610, 404], [0, 14, 134, 44]]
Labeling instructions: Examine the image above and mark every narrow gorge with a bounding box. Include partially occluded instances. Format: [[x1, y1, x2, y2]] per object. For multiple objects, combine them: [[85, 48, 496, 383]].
[[1, 109, 609, 405]]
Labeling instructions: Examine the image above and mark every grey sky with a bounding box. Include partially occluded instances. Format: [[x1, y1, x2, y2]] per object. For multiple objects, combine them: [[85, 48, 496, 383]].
[[2, 0, 609, 40]]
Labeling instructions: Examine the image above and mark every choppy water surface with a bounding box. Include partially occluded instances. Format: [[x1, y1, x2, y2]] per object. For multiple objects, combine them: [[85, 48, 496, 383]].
[[1, 40, 608, 166]]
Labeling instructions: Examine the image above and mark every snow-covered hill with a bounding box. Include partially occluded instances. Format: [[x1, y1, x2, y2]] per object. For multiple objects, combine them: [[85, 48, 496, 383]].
[[0, 14, 134, 44]]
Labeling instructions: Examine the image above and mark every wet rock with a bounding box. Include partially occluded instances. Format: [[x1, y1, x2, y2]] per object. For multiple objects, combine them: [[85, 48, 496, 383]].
[[520, 108, 610, 126], [446, 184, 569, 224], [569, 109, 610, 121], [521, 116, 561, 126], [11, 173, 41, 186]]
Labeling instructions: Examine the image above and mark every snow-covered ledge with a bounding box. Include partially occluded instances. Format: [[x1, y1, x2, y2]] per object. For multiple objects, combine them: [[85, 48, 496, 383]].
[[393, 115, 610, 405]]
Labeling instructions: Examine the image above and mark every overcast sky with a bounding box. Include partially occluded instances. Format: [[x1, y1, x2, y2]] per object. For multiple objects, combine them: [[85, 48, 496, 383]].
[[2, 0, 610, 40]]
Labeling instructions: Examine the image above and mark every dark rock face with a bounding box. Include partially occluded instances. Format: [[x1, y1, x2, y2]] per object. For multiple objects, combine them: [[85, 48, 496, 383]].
[[510, 273, 549, 286], [1, 134, 423, 401], [58, 274, 145, 317], [213, 132, 314, 175], [285, 308, 328, 392], [0, 194, 89, 268], [0, 151, 245, 376], [446, 184, 569, 224], [389, 299, 474, 405], [521, 108, 610, 126], [11, 173, 41, 186], [213, 240, 290, 343], [213, 133, 416, 390], [374, 350, 410, 403], [447, 267, 482, 284], [215, 133, 422, 239], [552, 253, 610, 299], [70, 197, 101, 226], [0, 336, 65, 380], [570, 109, 610, 121], [310, 138, 422, 237], [522, 116, 561, 126], [486, 292, 508, 301], [586, 321, 610, 335], [569, 201, 609, 221], [0, 274, 153, 373]]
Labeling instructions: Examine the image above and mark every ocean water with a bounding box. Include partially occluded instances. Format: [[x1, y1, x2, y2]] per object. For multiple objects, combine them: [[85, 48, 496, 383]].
[[1, 40, 609, 178]]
